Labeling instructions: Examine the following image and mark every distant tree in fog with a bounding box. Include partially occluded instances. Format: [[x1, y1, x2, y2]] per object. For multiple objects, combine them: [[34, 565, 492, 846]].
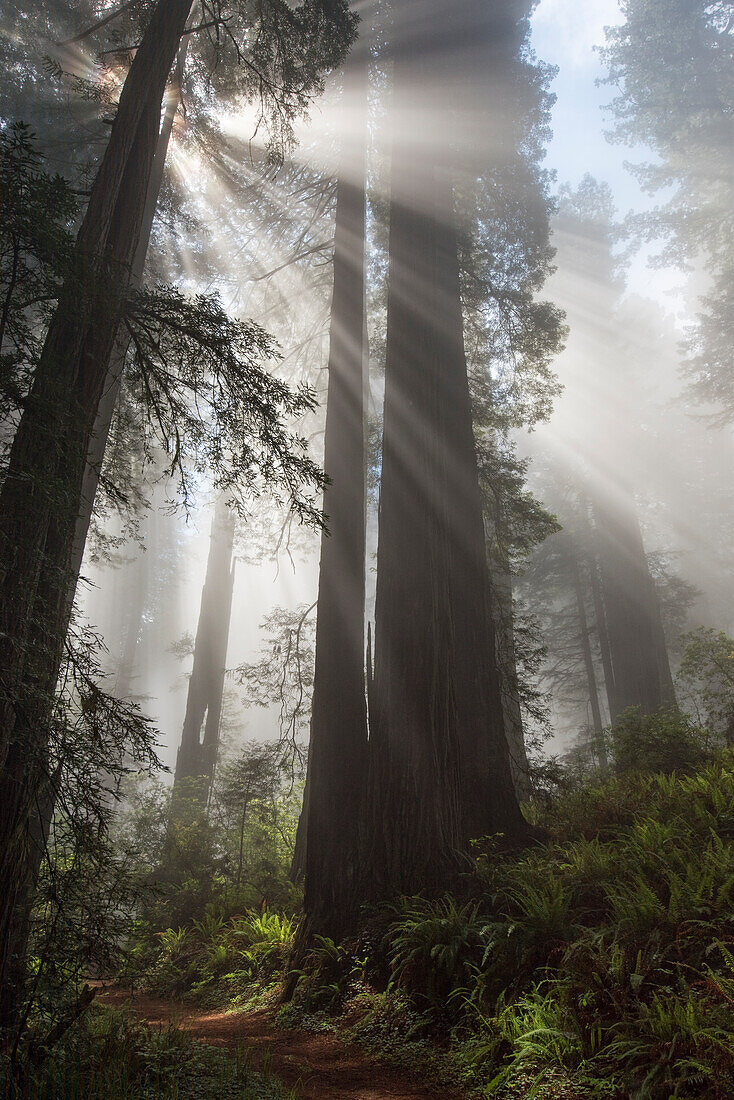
[[601, 0, 734, 421]]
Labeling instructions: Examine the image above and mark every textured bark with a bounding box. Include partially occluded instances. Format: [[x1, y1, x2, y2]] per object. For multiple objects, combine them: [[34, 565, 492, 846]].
[[363, 8, 528, 902], [172, 496, 236, 810], [70, 41, 188, 597], [300, 38, 369, 939], [0, 0, 193, 1031], [592, 488, 676, 722]]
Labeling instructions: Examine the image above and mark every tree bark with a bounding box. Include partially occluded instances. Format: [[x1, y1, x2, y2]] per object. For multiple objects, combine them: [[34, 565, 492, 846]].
[[70, 40, 189, 597], [300, 33, 369, 940], [363, 7, 528, 902]]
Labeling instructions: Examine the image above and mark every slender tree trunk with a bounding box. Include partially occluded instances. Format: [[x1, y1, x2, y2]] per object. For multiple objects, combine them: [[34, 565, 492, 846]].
[[300, 34, 369, 940], [491, 562, 532, 802], [114, 510, 154, 700], [570, 551, 606, 767], [588, 549, 616, 722], [290, 739, 311, 883], [172, 496, 236, 810], [363, 10, 527, 902], [487, 500, 531, 801], [236, 790, 251, 888], [0, 0, 193, 1031], [592, 487, 676, 722]]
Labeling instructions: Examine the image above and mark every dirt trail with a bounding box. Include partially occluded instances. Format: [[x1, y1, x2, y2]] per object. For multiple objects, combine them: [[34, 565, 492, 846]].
[[101, 991, 468, 1100]]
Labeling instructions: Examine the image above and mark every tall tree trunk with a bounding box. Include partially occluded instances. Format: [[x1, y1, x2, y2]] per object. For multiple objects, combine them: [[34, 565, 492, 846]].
[[290, 739, 311, 883], [588, 548, 617, 722], [363, 8, 527, 902], [112, 507, 156, 700], [0, 0, 193, 1031], [114, 549, 149, 700], [592, 486, 676, 722], [300, 34, 369, 940], [172, 495, 236, 810], [486, 496, 532, 802], [70, 41, 189, 597], [570, 550, 606, 767], [491, 559, 532, 802], [235, 786, 252, 888]]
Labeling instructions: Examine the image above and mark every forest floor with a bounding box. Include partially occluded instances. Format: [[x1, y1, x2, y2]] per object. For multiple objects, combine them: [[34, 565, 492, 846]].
[[100, 990, 469, 1100]]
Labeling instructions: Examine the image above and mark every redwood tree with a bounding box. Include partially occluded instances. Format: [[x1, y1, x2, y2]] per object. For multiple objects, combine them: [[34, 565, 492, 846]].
[[69, 39, 190, 598], [301, 26, 369, 939], [172, 495, 236, 809], [363, 0, 531, 901], [0, 0, 194, 1028], [592, 487, 676, 721]]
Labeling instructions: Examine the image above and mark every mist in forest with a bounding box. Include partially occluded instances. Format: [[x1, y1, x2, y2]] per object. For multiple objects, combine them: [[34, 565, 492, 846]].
[[2, 0, 734, 1084], [63, 0, 733, 770]]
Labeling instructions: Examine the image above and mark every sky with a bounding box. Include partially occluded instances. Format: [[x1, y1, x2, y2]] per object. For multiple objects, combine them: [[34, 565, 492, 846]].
[[531, 0, 686, 312], [532, 0, 626, 191]]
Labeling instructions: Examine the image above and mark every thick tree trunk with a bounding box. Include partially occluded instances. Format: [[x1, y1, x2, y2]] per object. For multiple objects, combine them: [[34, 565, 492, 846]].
[[70, 41, 189, 597], [592, 487, 676, 722], [300, 36, 369, 940], [171, 496, 236, 810], [0, 0, 192, 1032], [363, 10, 527, 902]]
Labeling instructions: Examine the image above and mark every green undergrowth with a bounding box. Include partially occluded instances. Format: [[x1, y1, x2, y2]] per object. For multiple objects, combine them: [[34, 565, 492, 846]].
[[122, 752, 734, 1097], [121, 909, 296, 1009], [1, 1005, 295, 1099], [285, 755, 734, 1099]]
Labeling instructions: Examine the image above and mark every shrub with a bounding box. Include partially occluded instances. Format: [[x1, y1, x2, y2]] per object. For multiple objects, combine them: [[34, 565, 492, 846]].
[[376, 754, 734, 1098], [611, 706, 711, 776], [388, 897, 486, 1014], [128, 908, 296, 1003]]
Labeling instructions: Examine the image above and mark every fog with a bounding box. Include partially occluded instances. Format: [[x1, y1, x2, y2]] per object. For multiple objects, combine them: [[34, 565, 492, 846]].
[[66, 0, 734, 769]]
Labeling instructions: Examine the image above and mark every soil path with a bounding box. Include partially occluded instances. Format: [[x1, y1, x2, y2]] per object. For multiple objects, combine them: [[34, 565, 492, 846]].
[[101, 990, 468, 1100]]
